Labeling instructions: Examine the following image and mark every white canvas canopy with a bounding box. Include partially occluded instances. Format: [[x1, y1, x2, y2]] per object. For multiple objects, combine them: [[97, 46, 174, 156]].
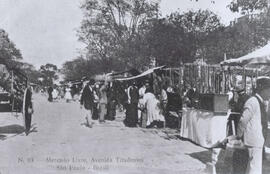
[[221, 43, 270, 66], [115, 66, 165, 81]]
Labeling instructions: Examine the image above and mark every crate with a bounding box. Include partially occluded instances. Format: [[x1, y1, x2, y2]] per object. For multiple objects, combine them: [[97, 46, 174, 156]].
[[199, 93, 228, 114]]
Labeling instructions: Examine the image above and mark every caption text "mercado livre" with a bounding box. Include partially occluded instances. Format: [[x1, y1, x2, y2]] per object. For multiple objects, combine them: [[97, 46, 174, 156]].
[[18, 156, 144, 172]]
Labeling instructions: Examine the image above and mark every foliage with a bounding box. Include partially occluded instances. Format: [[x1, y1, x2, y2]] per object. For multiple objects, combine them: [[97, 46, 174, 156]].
[[142, 10, 224, 65], [228, 0, 268, 14], [39, 63, 58, 86], [0, 29, 22, 66], [78, 0, 160, 70]]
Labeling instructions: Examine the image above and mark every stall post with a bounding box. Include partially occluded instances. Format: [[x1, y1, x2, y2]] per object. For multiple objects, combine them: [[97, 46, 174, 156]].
[[243, 67, 246, 92]]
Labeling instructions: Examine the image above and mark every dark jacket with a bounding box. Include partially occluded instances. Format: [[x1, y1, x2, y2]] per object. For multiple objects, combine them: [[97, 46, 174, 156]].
[[80, 85, 94, 110]]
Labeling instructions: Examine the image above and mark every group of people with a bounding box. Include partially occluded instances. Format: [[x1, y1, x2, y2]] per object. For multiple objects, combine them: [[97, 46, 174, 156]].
[[43, 73, 270, 174], [47, 85, 74, 102], [123, 79, 182, 128], [80, 79, 117, 127]]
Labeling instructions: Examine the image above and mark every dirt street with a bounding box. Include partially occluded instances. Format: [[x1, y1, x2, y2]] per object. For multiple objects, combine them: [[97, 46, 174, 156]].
[[0, 93, 269, 174]]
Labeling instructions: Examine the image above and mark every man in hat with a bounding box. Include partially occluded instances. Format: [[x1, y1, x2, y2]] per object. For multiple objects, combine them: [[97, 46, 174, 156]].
[[80, 79, 95, 127], [236, 76, 270, 174]]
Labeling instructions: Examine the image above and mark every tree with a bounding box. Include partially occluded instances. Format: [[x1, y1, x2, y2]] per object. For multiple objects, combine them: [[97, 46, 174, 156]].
[[39, 63, 58, 86], [20, 63, 41, 85], [228, 0, 268, 14], [78, 0, 160, 71], [144, 10, 223, 64], [0, 29, 22, 66]]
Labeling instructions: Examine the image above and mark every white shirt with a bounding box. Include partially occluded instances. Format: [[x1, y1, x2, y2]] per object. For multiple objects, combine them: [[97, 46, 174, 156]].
[[238, 94, 265, 148], [139, 86, 146, 98]]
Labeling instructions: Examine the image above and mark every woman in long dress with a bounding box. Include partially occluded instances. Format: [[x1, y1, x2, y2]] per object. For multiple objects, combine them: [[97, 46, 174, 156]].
[[142, 89, 165, 127], [52, 88, 59, 100], [65, 87, 72, 102]]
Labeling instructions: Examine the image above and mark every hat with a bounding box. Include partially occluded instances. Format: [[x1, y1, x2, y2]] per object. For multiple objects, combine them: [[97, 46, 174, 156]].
[[256, 76, 270, 90], [81, 76, 88, 81]]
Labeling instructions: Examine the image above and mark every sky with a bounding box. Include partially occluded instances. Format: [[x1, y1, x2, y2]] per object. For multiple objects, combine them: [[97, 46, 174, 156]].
[[0, 0, 240, 69]]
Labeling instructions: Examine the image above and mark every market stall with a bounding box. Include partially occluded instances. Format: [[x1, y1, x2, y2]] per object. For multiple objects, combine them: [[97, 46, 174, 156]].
[[178, 60, 263, 174]]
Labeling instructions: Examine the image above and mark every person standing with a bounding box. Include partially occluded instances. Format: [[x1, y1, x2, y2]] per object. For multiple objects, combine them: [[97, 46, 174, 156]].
[[92, 83, 100, 120], [47, 86, 53, 102], [138, 82, 147, 121], [65, 86, 72, 102], [52, 87, 59, 100], [80, 80, 95, 127], [237, 76, 270, 174], [106, 82, 116, 120], [99, 81, 107, 123], [124, 81, 139, 127], [142, 88, 165, 128], [24, 87, 34, 135]]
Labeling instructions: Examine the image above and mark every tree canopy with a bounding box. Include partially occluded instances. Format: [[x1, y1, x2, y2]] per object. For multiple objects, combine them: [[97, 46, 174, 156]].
[[61, 0, 270, 80], [78, 0, 160, 70], [0, 29, 22, 65], [229, 0, 268, 14]]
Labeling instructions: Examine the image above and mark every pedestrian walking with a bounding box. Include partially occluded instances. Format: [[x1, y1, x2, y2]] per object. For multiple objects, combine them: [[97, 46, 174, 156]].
[[64, 86, 72, 102], [236, 76, 270, 174], [80, 79, 95, 127]]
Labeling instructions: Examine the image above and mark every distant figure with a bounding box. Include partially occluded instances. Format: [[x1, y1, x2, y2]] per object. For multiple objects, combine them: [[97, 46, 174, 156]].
[[138, 80, 150, 123], [92, 83, 100, 120], [106, 82, 116, 121], [99, 81, 107, 123], [65, 87, 72, 102], [47, 86, 53, 102], [52, 88, 59, 100]]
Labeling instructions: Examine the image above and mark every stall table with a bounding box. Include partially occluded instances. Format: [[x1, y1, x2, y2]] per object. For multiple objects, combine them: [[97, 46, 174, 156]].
[[180, 107, 230, 174]]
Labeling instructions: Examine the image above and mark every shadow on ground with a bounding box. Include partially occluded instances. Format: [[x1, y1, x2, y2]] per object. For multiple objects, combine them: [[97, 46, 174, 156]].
[[0, 124, 25, 134], [187, 150, 233, 174]]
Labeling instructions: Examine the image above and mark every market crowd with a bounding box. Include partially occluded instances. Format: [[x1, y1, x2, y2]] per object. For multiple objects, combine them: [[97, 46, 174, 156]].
[[44, 75, 183, 129], [42, 73, 270, 174]]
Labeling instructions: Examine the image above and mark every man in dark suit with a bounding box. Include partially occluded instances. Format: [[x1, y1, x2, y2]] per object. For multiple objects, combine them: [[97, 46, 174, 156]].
[[47, 86, 53, 102], [80, 79, 95, 127]]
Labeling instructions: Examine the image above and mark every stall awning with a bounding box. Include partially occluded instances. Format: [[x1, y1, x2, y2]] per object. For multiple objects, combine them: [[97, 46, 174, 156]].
[[115, 66, 165, 81], [221, 43, 270, 66]]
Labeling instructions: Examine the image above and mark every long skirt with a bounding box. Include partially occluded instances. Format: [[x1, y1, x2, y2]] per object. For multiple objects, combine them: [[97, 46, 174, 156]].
[[92, 103, 99, 120], [106, 100, 116, 120], [124, 103, 138, 127], [99, 103, 107, 122]]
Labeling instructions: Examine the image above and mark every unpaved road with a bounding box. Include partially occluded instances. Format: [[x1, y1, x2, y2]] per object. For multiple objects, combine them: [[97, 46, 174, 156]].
[[0, 93, 269, 174]]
